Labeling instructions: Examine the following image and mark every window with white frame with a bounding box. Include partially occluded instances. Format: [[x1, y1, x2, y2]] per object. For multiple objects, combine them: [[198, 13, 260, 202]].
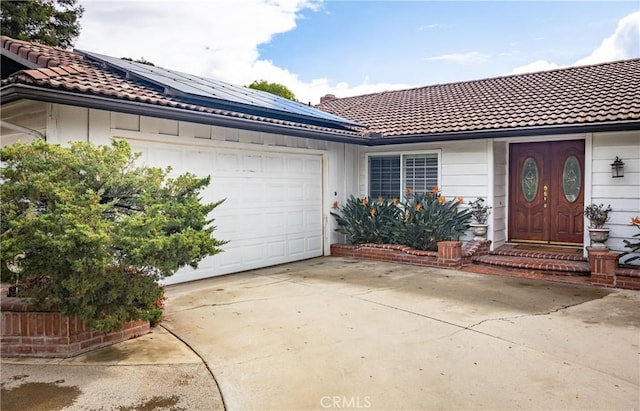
[[368, 152, 439, 199]]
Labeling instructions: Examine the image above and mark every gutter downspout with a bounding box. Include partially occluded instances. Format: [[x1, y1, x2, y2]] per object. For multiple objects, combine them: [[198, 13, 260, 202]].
[[0, 120, 45, 140]]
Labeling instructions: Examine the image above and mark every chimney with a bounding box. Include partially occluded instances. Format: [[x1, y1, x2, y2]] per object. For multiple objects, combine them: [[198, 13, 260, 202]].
[[320, 94, 336, 104]]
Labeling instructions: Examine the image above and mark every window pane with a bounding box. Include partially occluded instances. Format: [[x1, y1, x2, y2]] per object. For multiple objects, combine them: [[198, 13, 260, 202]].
[[369, 156, 400, 199], [404, 154, 438, 195]]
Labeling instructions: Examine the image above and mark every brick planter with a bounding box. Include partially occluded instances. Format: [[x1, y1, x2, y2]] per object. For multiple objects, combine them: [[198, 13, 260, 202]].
[[331, 241, 490, 269], [1, 297, 150, 358], [588, 248, 640, 290]]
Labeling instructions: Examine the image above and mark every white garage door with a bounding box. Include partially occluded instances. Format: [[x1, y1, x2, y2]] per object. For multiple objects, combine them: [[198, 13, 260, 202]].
[[126, 139, 324, 284]]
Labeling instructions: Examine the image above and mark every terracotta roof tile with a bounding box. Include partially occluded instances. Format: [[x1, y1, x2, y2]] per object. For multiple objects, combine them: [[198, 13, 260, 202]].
[[316, 60, 640, 138], [3, 36, 637, 142], [1, 36, 362, 138]]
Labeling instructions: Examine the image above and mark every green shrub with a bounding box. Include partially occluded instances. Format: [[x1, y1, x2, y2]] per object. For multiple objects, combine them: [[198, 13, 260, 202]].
[[0, 140, 227, 332], [393, 191, 471, 251], [331, 189, 471, 251], [330, 195, 403, 244]]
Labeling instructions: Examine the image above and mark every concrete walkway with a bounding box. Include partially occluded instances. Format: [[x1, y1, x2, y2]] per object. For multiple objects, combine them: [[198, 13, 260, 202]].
[[163, 257, 640, 411], [1, 326, 225, 410]]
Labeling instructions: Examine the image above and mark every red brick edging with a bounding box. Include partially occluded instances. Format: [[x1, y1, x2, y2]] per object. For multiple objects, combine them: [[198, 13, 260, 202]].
[[1, 297, 150, 358], [331, 241, 491, 269]]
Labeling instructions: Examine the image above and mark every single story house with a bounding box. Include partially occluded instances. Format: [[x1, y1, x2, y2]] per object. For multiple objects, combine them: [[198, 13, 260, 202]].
[[2, 36, 639, 285]]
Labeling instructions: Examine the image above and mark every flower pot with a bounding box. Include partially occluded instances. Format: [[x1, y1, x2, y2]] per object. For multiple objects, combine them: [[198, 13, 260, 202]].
[[588, 228, 610, 249], [470, 224, 488, 241]]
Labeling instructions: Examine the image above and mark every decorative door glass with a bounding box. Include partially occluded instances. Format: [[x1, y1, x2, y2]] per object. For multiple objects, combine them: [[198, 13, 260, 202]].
[[562, 155, 581, 203], [521, 157, 539, 202]]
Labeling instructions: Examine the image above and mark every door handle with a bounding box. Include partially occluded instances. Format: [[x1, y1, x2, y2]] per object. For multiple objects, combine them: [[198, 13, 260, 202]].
[[543, 185, 548, 207]]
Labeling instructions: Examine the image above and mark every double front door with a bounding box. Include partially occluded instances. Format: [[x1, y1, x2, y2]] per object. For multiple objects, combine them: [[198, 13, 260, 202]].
[[509, 140, 585, 245]]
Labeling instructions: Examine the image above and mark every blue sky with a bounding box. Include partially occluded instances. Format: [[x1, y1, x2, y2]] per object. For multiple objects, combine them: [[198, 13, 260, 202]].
[[76, 1, 640, 104]]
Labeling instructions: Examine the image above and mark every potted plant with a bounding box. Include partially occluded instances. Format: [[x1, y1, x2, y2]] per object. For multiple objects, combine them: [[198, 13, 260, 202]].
[[468, 198, 492, 241], [585, 203, 612, 249]]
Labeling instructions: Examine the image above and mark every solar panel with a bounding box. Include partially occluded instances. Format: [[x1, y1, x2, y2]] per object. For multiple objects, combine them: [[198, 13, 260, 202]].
[[77, 50, 362, 129]]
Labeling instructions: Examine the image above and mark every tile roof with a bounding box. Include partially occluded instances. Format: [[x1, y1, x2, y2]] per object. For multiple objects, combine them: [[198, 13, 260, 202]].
[[315, 59, 640, 139], [0, 36, 364, 139]]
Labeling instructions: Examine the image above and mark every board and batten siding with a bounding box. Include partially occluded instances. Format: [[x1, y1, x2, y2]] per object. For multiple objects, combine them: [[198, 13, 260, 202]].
[[590, 131, 640, 256]]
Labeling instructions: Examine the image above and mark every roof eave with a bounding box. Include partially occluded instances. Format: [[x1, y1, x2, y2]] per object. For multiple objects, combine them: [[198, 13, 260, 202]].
[[365, 121, 640, 146], [0, 84, 369, 145]]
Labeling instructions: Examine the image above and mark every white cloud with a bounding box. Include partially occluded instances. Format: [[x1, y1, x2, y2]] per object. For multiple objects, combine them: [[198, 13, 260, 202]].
[[574, 11, 640, 65], [510, 11, 640, 75], [75, 0, 414, 104], [510, 59, 562, 75], [75, 3, 639, 107], [76, 0, 332, 102], [424, 51, 490, 65]]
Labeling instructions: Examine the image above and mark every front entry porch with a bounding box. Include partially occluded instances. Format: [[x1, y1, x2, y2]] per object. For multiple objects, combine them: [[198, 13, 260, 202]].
[[331, 241, 640, 290]]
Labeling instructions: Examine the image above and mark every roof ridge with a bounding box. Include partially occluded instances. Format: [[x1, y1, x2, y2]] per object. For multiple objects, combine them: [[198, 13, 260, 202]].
[[318, 57, 640, 105]]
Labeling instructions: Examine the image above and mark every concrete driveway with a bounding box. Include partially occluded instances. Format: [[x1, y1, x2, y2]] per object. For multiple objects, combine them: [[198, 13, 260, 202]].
[[163, 257, 640, 411]]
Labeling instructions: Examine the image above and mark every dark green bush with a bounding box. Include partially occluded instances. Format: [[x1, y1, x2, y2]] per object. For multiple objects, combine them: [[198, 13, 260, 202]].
[[0, 140, 226, 331], [331, 189, 471, 251], [331, 195, 403, 244]]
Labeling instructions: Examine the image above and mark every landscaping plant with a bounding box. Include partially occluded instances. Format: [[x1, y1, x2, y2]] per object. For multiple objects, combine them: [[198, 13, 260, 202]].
[[393, 189, 471, 251], [584, 203, 612, 228], [467, 197, 492, 225], [331, 188, 471, 251], [0, 140, 227, 332], [331, 195, 403, 244], [621, 216, 640, 265]]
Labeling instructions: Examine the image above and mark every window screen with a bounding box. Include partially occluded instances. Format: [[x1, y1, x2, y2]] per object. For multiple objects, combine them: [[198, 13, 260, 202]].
[[369, 156, 400, 199], [404, 154, 438, 195], [369, 153, 439, 199]]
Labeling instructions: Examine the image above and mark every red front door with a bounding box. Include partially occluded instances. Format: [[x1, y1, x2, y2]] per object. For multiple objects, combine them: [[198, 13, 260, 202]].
[[509, 140, 585, 245]]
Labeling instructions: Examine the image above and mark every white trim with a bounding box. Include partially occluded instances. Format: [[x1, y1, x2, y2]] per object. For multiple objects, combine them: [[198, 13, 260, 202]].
[[322, 151, 331, 256], [504, 137, 588, 247], [583, 133, 593, 253], [493, 132, 586, 144], [486, 139, 495, 247], [113, 129, 328, 156]]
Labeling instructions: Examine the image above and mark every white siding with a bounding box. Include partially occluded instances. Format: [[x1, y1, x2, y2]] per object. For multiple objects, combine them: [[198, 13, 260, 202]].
[[5, 99, 639, 262], [357, 139, 492, 243], [591, 131, 640, 255], [0, 100, 47, 145], [357, 140, 491, 200]]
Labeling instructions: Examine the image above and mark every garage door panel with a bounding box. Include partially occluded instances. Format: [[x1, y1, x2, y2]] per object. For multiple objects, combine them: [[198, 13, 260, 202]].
[[307, 236, 323, 253], [287, 158, 304, 174], [266, 183, 285, 200], [129, 140, 324, 285], [267, 240, 286, 259], [305, 183, 322, 201], [266, 156, 284, 173], [215, 152, 240, 171], [242, 154, 262, 171]]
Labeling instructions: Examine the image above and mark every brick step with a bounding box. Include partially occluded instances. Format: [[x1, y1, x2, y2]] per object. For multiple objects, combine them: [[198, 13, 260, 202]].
[[472, 254, 591, 275], [491, 246, 587, 262]]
